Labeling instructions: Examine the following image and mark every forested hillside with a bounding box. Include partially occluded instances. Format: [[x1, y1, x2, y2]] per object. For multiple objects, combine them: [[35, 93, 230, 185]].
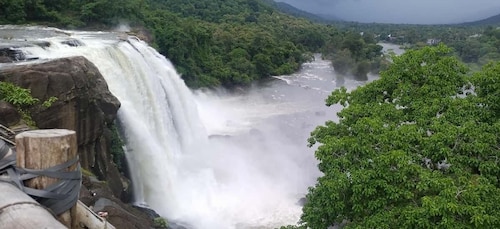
[[0, 0, 382, 88], [462, 13, 500, 26], [263, 0, 332, 23], [341, 20, 500, 71]]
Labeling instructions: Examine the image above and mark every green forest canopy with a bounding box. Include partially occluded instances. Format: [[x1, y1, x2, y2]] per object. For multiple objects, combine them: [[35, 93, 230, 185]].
[[3, 1, 500, 228], [345, 22, 500, 70], [285, 44, 500, 229], [2, 1, 498, 88], [0, 0, 383, 88]]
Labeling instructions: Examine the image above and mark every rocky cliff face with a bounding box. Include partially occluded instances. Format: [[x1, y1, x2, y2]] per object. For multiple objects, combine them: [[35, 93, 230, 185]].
[[0, 57, 158, 228], [0, 56, 122, 187]]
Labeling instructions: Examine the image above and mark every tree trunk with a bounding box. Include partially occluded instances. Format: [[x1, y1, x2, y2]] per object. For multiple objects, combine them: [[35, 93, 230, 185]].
[[15, 129, 78, 228]]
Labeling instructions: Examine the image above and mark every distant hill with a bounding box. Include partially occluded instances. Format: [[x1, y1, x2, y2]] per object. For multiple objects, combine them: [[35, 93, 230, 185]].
[[462, 13, 500, 26], [317, 13, 344, 22], [262, 0, 339, 23]]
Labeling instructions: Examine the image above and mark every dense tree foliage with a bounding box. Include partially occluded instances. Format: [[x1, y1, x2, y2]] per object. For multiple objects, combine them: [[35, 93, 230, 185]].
[[263, 0, 333, 23], [142, 8, 316, 87], [450, 26, 500, 67], [321, 30, 385, 80], [290, 45, 500, 228], [141, 0, 382, 87], [0, 0, 383, 88], [341, 21, 500, 71], [0, 0, 147, 27]]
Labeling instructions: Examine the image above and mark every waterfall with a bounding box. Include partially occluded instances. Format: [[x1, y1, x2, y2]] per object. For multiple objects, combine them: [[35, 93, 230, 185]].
[[14, 30, 311, 229]]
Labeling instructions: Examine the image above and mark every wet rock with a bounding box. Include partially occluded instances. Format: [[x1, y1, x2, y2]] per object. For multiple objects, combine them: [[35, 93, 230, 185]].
[[93, 198, 152, 229], [0, 56, 124, 196], [133, 205, 161, 219], [168, 221, 192, 229], [126, 26, 154, 44], [80, 176, 153, 229], [0, 56, 12, 63], [0, 47, 25, 62], [0, 55, 151, 228], [0, 101, 20, 126], [132, 206, 193, 229], [34, 41, 51, 48], [297, 197, 308, 206], [61, 39, 84, 47]]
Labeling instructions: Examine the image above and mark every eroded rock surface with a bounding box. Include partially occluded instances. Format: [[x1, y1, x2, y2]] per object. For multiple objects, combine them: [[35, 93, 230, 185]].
[[0, 57, 120, 183]]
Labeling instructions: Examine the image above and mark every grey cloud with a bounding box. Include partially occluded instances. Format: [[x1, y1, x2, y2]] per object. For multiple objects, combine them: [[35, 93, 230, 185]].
[[277, 0, 500, 24]]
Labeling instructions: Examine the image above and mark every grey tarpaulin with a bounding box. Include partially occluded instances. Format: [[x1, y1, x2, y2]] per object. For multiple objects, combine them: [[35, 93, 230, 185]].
[[0, 139, 81, 215]]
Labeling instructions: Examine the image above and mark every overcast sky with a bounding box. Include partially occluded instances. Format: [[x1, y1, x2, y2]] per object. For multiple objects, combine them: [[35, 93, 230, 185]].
[[277, 0, 500, 24]]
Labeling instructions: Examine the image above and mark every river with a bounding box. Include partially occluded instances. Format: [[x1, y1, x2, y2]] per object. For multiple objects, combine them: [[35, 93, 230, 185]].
[[190, 54, 378, 228], [0, 26, 382, 228]]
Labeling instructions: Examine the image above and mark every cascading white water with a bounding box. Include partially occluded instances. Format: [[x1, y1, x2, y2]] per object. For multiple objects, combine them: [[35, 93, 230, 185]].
[[7, 28, 324, 229]]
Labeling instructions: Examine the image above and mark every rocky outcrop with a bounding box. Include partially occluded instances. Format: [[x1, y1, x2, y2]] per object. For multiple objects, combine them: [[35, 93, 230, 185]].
[[0, 101, 20, 126], [80, 175, 153, 229], [0, 55, 165, 229], [0, 47, 26, 63], [0, 57, 121, 185], [61, 39, 85, 47], [0, 44, 42, 63]]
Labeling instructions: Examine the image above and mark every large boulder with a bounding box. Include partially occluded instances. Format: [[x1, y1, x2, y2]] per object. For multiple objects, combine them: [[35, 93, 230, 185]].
[[80, 176, 152, 229], [0, 56, 124, 196], [0, 101, 20, 126], [0, 47, 25, 63]]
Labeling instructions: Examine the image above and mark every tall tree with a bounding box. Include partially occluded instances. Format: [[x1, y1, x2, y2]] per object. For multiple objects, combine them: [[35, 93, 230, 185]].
[[0, 0, 26, 23], [300, 45, 500, 229]]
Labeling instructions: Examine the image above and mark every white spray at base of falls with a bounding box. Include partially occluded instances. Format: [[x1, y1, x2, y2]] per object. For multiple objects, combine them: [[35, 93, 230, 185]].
[[12, 30, 320, 228]]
